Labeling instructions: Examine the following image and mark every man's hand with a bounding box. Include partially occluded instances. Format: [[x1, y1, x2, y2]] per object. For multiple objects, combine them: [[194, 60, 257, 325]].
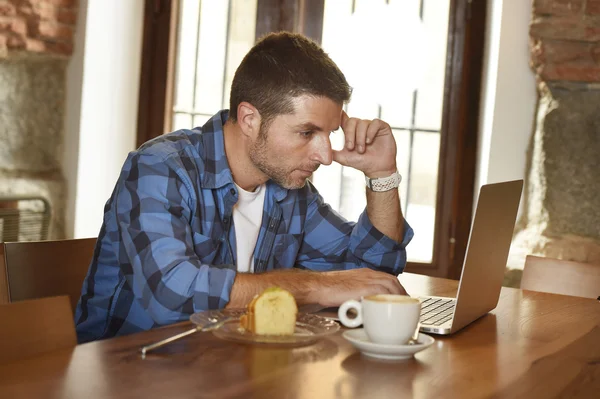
[[333, 111, 397, 178], [228, 268, 407, 309], [308, 268, 408, 307]]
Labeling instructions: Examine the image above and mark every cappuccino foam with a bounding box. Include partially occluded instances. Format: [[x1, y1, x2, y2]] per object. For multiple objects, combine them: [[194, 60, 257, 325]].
[[365, 294, 419, 304]]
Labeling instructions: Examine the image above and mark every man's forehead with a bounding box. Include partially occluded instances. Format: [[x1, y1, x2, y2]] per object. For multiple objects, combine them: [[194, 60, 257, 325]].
[[287, 96, 343, 130]]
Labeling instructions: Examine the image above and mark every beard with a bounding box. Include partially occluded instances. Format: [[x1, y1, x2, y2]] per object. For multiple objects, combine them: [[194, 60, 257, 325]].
[[249, 127, 319, 190]]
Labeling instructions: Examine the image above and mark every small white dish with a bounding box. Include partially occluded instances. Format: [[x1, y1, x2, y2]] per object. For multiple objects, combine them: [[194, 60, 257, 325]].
[[342, 328, 434, 360]]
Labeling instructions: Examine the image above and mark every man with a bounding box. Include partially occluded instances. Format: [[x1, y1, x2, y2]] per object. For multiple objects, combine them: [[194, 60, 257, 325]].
[[75, 32, 413, 343]]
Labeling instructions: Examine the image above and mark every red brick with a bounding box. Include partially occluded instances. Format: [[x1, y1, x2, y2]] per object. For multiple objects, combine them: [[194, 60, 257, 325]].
[[44, 38, 71, 55], [531, 16, 600, 41], [27, 0, 77, 7], [57, 7, 76, 24], [24, 36, 45, 51], [533, 0, 584, 16], [584, 25, 600, 41], [0, 16, 10, 30], [42, 0, 77, 7], [0, 32, 7, 50], [6, 33, 24, 49], [592, 45, 600, 63], [540, 63, 600, 81], [10, 16, 26, 35], [17, 3, 34, 16], [530, 16, 582, 40], [36, 20, 72, 41], [0, 0, 16, 17], [586, 0, 600, 15], [33, 4, 56, 20], [539, 40, 593, 64]]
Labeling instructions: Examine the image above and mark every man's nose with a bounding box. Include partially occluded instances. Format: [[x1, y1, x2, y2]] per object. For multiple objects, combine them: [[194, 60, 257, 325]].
[[310, 134, 333, 165]]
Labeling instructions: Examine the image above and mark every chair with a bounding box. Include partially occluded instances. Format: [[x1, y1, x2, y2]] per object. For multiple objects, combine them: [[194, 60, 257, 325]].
[[3, 238, 97, 311], [0, 243, 8, 304], [0, 196, 51, 242], [0, 295, 76, 365], [520, 255, 600, 299]]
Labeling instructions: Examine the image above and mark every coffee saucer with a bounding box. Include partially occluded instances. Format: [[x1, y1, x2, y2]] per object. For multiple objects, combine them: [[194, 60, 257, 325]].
[[342, 329, 435, 360]]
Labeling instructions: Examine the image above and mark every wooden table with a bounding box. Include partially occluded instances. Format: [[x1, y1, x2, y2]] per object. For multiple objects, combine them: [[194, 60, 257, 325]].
[[1, 273, 599, 398]]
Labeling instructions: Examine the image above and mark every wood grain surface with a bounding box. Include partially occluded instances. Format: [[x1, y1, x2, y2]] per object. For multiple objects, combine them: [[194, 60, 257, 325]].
[[0, 273, 598, 398]]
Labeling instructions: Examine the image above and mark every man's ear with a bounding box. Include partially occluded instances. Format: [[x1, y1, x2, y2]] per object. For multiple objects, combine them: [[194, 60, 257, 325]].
[[237, 102, 261, 139]]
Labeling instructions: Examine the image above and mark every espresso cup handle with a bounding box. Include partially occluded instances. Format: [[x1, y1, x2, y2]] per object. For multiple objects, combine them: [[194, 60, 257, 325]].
[[338, 300, 363, 328]]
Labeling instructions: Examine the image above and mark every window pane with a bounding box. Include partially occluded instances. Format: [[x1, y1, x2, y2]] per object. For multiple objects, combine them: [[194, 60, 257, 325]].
[[173, 0, 201, 113], [393, 129, 410, 214], [340, 167, 366, 222], [311, 132, 345, 210], [193, 114, 213, 129], [223, 0, 257, 109], [406, 131, 440, 262], [317, 0, 450, 263], [173, 113, 192, 132], [194, 0, 230, 114], [414, 0, 450, 130], [170, 0, 257, 130]]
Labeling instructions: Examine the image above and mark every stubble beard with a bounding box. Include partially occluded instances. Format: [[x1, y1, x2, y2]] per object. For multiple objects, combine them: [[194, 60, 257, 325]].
[[249, 128, 313, 190]]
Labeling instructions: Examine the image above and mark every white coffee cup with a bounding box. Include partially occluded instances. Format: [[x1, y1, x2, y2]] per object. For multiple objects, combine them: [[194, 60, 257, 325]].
[[338, 294, 421, 345]]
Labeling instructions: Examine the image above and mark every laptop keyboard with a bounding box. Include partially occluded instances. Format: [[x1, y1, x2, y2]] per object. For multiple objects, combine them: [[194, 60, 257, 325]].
[[419, 298, 456, 326]]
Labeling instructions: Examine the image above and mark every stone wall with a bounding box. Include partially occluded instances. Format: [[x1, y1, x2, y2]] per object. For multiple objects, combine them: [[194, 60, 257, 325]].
[[515, 0, 600, 264], [0, 0, 78, 240]]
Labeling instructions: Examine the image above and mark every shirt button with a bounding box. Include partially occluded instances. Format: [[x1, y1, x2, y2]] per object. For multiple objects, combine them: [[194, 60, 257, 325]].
[[269, 222, 275, 229], [230, 188, 236, 195], [223, 217, 229, 225]]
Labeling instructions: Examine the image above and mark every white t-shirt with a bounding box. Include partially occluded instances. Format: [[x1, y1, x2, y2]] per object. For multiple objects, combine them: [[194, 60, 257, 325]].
[[232, 183, 266, 273]]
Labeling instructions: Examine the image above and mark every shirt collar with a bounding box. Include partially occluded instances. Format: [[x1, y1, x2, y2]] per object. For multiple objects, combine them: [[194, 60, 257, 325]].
[[199, 110, 289, 202]]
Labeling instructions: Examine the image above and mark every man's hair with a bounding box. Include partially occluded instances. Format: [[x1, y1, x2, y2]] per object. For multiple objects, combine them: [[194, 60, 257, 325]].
[[229, 32, 352, 128]]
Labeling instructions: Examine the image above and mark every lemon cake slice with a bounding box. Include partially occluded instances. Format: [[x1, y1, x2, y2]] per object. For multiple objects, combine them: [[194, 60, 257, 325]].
[[240, 287, 298, 335]]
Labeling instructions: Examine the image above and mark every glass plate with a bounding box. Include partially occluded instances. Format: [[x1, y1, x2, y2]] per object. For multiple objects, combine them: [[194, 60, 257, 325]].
[[190, 309, 340, 346]]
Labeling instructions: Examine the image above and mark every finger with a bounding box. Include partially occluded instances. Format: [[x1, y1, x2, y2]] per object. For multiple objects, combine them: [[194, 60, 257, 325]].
[[372, 274, 405, 295], [390, 276, 407, 295], [355, 120, 369, 154], [396, 281, 408, 296], [374, 278, 402, 295], [341, 110, 350, 126], [332, 149, 350, 167], [365, 119, 385, 145], [341, 112, 357, 151]]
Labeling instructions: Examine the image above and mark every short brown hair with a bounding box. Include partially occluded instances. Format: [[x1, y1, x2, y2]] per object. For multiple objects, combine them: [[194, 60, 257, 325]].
[[229, 32, 352, 127]]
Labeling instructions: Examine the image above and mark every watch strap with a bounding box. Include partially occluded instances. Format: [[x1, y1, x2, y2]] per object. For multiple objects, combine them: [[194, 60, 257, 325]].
[[365, 171, 402, 192]]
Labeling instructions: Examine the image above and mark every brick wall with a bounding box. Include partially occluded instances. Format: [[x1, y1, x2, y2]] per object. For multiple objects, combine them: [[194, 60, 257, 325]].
[[530, 0, 600, 81], [0, 0, 78, 57], [515, 0, 600, 267]]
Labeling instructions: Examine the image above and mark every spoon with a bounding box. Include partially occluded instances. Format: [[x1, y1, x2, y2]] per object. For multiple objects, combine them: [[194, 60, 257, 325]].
[[139, 316, 230, 358], [407, 323, 421, 345]]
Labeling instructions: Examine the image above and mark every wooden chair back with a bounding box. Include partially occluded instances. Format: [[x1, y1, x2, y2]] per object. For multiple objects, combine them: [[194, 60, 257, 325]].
[[521, 255, 600, 299], [0, 243, 8, 304], [0, 295, 76, 365], [3, 238, 97, 311]]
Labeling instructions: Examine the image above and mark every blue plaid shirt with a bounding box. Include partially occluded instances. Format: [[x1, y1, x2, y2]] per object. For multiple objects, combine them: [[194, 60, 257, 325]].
[[75, 111, 413, 343]]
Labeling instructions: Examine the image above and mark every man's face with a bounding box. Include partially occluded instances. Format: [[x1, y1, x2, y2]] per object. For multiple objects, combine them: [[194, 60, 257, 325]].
[[249, 96, 342, 189]]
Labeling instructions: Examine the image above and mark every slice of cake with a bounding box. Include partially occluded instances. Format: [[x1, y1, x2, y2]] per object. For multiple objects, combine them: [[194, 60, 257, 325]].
[[239, 287, 298, 335]]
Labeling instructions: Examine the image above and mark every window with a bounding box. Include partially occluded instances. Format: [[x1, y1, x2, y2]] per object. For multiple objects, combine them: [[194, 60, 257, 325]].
[[137, 0, 487, 279]]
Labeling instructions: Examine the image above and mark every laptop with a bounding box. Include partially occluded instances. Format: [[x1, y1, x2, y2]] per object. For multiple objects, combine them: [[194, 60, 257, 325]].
[[418, 179, 523, 335]]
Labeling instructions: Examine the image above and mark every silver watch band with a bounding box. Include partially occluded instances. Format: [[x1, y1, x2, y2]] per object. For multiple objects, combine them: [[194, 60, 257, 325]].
[[365, 171, 402, 192]]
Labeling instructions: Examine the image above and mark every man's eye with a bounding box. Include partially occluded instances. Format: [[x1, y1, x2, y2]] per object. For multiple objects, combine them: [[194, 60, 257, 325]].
[[300, 131, 313, 138]]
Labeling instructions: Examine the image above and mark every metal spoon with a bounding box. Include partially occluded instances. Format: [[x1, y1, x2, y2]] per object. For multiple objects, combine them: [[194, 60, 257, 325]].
[[407, 323, 421, 345], [140, 317, 230, 358]]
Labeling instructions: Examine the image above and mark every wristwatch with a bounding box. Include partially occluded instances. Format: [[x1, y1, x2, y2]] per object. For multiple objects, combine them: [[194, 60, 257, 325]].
[[365, 171, 402, 192]]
